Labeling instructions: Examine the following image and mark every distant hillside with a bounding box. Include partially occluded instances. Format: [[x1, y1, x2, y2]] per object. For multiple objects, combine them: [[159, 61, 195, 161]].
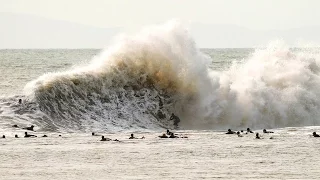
[[0, 13, 319, 48], [0, 12, 121, 49]]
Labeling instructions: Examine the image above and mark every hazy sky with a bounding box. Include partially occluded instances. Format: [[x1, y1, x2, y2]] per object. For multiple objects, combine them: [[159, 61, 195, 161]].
[[1, 0, 319, 30], [1, 0, 320, 48]]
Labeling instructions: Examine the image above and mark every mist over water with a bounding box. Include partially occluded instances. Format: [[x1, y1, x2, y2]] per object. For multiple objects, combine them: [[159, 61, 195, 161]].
[[206, 43, 320, 129], [1, 21, 320, 132]]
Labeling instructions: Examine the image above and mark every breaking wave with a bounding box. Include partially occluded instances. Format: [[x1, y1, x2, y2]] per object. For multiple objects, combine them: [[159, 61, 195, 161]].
[[2, 21, 320, 132]]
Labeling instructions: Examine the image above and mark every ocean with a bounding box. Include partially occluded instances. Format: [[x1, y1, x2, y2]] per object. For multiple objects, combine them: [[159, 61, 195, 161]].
[[1, 22, 320, 179]]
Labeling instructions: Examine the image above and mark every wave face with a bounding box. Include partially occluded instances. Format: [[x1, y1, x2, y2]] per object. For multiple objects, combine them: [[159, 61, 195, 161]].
[[5, 22, 320, 132], [22, 21, 212, 132]]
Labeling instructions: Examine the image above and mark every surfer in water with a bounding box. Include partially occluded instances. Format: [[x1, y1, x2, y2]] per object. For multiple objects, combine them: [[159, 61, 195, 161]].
[[226, 129, 235, 134], [170, 113, 180, 128], [129, 134, 137, 139], [92, 132, 101, 136], [263, 129, 274, 133], [100, 136, 111, 141], [22, 125, 35, 131], [256, 133, 261, 139], [24, 132, 36, 138], [18, 99, 22, 104], [237, 131, 243, 137], [167, 129, 171, 135], [313, 132, 320, 137], [246, 128, 253, 134]]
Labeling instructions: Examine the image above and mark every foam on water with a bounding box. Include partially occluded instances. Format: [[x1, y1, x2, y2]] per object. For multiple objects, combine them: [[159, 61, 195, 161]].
[[1, 21, 320, 132]]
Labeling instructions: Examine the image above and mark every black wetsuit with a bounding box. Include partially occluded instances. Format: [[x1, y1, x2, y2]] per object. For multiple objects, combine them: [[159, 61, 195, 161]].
[[24, 134, 36, 138], [313, 133, 320, 137], [23, 126, 34, 131], [263, 129, 274, 133], [226, 131, 235, 134]]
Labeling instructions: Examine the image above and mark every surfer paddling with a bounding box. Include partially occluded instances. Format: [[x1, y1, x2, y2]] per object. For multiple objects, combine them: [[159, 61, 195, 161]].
[[24, 132, 36, 138], [313, 132, 320, 137], [22, 125, 35, 131], [100, 136, 111, 141], [263, 129, 274, 133], [226, 129, 236, 134]]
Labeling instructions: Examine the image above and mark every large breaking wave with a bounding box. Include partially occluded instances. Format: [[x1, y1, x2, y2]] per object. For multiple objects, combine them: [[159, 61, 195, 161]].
[[1, 21, 320, 132]]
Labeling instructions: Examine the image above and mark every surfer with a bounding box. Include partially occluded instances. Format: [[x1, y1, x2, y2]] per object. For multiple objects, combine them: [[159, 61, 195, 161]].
[[167, 129, 171, 135], [92, 132, 100, 136], [15, 134, 19, 138], [263, 129, 274, 133], [42, 135, 48, 137], [226, 129, 235, 134], [256, 133, 261, 139], [159, 133, 168, 138], [237, 131, 243, 137], [246, 128, 253, 134], [24, 132, 36, 138], [100, 136, 111, 141], [313, 132, 320, 137], [170, 113, 180, 128], [12, 124, 19, 128], [22, 125, 35, 131], [18, 99, 22, 104], [2, 135, 5, 138], [129, 134, 137, 139]]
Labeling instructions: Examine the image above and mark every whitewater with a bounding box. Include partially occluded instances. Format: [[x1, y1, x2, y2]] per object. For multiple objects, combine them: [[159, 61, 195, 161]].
[[1, 21, 320, 132], [1, 21, 320, 179]]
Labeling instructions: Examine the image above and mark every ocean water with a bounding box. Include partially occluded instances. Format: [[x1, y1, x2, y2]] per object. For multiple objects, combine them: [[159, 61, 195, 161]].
[[1, 22, 320, 179]]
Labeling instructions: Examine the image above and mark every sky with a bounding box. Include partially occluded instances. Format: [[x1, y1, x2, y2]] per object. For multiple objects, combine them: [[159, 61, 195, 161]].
[[1, 0, 320, 48], [1, 0, 320, 30]]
